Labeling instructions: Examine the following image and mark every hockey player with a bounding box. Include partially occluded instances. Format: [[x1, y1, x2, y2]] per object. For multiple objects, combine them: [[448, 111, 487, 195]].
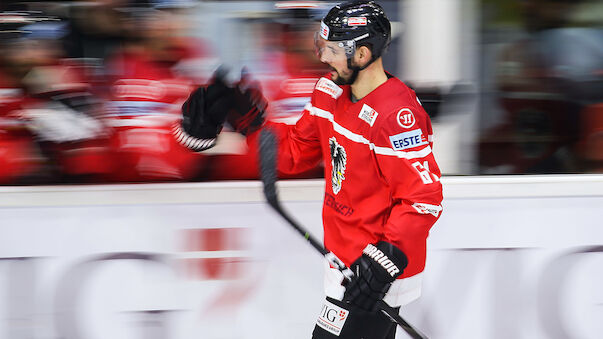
[[176, 1, 443, 338]]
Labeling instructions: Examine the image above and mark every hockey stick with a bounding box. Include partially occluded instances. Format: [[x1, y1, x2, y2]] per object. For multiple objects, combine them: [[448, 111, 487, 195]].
[[258, 128, 428, 339]]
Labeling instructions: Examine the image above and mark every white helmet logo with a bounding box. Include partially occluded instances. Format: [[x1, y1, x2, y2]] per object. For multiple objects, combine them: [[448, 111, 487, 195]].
[[347, 17, 367, 26], [320, 21, 330, 40]]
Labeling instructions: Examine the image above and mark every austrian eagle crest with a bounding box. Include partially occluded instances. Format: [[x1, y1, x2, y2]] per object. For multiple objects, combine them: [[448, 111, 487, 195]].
[[329, 137, 347, 195]]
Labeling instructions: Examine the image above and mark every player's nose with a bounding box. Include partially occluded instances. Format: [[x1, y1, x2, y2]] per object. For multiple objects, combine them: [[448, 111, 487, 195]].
[[319, 53, 331, 64]]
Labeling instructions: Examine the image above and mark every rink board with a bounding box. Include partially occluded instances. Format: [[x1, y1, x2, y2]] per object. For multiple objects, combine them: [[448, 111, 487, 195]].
[[0, 175, 602, 339]]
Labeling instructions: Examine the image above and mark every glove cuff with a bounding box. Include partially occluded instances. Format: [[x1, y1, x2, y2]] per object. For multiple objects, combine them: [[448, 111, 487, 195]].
[[362, 241, 408, 281], [172, 123, 217, 152]]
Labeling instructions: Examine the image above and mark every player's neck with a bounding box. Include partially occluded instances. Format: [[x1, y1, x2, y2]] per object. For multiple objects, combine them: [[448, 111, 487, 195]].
[[350, 59, 388, 101]]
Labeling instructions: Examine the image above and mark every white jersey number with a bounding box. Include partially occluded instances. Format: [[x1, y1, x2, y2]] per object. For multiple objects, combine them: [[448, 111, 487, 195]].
[[411, 161, 440, 184]]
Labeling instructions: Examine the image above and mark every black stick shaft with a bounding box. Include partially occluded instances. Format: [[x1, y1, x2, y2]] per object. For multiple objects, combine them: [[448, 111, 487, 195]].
[[271, 203, 328, 256], [268, 198, 427, 339]]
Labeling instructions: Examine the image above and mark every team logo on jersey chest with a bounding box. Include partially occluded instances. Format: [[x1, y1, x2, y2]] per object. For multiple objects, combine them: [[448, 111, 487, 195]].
[[329, 137, 347, 195]]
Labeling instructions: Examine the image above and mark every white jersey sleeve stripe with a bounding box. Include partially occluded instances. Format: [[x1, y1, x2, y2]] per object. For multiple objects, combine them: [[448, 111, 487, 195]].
[[308, 105, 333, 119], [374, 145, 432, 159], [309, 105, 432, 159]]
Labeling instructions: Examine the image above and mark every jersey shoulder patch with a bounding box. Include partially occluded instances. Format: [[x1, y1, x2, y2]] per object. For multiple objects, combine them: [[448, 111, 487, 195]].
[[395, 107, 417, 129], [388, 128, 428, 151], [314, 77, 343, 99]]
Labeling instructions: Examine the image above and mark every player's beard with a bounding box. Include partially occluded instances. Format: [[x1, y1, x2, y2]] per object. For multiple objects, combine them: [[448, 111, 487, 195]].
[[330, 65, 360, 86]]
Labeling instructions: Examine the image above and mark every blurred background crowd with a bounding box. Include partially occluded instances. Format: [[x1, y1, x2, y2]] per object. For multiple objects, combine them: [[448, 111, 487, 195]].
[[0, 0, 602, 185]]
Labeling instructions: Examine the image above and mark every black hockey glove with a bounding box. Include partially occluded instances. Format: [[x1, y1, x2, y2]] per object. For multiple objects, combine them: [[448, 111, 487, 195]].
[[174, 68, 234, 152], [226, 69, 267, 136], [343, 241, 408, 313]]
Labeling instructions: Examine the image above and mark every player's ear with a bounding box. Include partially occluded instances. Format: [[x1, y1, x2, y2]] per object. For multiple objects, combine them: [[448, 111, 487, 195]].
[[355, 45, 372, 65]]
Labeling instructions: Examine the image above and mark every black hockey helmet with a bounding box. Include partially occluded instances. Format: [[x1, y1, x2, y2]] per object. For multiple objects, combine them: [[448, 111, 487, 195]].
[[318, 0, 391, 60]]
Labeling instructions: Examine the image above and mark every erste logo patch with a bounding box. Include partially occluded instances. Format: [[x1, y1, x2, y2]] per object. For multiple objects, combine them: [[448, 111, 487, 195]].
[[389, 129, 427, 151]]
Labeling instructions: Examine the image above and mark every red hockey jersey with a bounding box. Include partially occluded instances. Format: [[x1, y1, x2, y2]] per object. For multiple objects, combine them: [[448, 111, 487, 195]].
[[269, 75, 443, 281]]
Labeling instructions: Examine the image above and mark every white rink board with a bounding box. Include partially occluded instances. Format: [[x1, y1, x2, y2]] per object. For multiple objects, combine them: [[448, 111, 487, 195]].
[[0, 175, 602, 339]]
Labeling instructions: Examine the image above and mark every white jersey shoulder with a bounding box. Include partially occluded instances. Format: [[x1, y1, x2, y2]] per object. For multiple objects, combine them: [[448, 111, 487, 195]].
[[314, 77, 343, 99]]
